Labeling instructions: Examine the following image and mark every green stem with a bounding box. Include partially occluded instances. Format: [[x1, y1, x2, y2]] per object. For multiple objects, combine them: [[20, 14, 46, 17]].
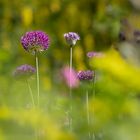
[[86, 90, 91, 139], [93, 70, 96, 97], [69, 46, 73, 131], [92, 70, 96, 139], [70, 46, 73, 97], [26, 79, 35, 108], [35, 52, 40, 108]]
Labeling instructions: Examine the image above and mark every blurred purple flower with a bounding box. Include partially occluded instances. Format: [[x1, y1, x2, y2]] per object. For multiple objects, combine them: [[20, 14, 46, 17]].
[[119, 32, 126, 41], [77, 70, 94, 81], [64, 32, 80, 46], [87, 51, 103, 58], [62, 66, 79, 88], [21, 31, 50, 54], [13, 64, 36, 79]]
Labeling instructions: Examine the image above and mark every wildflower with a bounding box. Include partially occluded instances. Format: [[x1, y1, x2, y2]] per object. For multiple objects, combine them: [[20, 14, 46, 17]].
[[13, 64, 36, 79], [87, 51, 103, 58], [21, 31, 50, 54], [64, 32, 80, 46], [62, 66, 79, 88], [77, 70, 94, 81]]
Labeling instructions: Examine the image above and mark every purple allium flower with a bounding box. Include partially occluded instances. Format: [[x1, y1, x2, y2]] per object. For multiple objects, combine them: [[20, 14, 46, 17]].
[[64, 32, 80, 46], [62, 66, 79, 88], [21, 31, 50, 54], [13, 64, 36, 79], [77, 70, 94, 81], [87, 51, 103, 58]]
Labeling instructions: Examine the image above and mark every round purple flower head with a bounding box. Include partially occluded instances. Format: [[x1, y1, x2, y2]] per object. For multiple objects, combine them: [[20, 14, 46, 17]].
[[13, 64, 36, 79], [21, 31, 50, 54], [77, 70, 94, 81], [64, 32, 80, 46]]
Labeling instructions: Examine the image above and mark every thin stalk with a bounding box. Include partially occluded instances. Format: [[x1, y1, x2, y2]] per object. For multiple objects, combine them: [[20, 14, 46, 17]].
[[26, 79, 37, 139], [86, 90, 91, 139], [69, 46, 73, 131], [69, 46, 73, 98], [92, 70, 96, 139], [93, 70, 96, 97], [26, 79, 35, 108], [35, 52, 40, 108]]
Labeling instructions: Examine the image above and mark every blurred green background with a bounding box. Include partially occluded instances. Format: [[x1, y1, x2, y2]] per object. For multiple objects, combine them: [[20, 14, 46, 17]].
[[0, 0, 136, 89], [1, 0, 140, 140]]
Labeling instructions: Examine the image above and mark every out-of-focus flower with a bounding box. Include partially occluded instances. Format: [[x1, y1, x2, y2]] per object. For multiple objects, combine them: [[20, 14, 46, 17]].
[[13, 64, 36, 79], [77, 70, 94, 81], [133, 30, 140, 43], [64, 32, 80, 46], [119, 32, 126, 42], [21, 31, 50, 54], [62, 66, 79, 88], [87, 51, 103, 58], [118, 19, 140, 66]]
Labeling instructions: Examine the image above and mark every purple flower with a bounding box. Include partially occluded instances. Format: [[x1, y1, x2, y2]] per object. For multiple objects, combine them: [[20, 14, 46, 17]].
[[87, 51, 103, 58], [13, 64, 36, 79], [77, 70, 94, 81], [21, 31, 50, 54], [64, 32, 80, 46], [62, 66, 79, 88]]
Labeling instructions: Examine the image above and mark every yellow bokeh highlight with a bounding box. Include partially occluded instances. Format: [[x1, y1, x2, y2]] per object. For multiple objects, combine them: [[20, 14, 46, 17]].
[[21, 6, 33, 26], [50, 1, 61, 13], [0, 107, 76, 140], [91, 49, 140, 90]]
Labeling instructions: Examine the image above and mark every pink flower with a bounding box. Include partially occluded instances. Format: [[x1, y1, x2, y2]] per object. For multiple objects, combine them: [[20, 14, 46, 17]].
[[62, 66, 79, 88]]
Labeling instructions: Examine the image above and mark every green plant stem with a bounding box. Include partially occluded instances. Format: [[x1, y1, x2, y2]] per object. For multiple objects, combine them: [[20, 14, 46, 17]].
[[69, 46, 73, 131], [26, 79, 35, 108], [70, 46, 73, 98], [92, 70, 96, 139], [35, 52, 40, 108], [86, 90, 91, 139], [93, 70, 96, 97]]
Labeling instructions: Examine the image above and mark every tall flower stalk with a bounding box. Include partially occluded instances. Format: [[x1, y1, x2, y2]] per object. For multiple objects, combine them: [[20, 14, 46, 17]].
[[69, 46, 73, 98], [87, 51, 103, 97], [64, 32, 80, 130], [77, 70, 94, 139], [86, 51, 103, 139], [26, 79, 35, 108], [13, 64, 36, 108], [69, 46, 73, 131], [21, 31, 50, 108], [35, 51, 40, 107]]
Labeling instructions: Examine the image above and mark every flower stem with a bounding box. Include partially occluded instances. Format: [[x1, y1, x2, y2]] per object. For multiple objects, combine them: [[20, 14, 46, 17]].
[[26, 79, 35, 108], [92, 70, 96, 139], [70, 46, 73, 97], [35, 51, 40, 108], [86, 90, 91, 139], [93, 70, 96, 97], [69, 46, 73, 131]]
